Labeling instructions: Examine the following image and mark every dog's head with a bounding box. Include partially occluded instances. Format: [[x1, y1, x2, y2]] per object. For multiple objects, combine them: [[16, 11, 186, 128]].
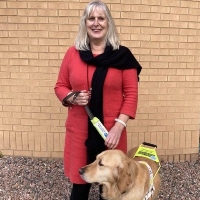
[[79, 149, 137, 196]]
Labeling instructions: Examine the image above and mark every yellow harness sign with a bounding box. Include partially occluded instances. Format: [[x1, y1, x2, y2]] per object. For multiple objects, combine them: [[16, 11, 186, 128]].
[[134, 143, 161, 183], [134, 145, 160, 163]]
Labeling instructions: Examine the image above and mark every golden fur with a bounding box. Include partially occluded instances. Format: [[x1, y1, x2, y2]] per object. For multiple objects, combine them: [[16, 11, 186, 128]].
[[79, 147, 161, 200]]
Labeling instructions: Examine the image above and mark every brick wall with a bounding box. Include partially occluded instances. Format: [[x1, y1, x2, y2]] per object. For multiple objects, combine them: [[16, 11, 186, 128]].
[[0, 0, 199, 161]]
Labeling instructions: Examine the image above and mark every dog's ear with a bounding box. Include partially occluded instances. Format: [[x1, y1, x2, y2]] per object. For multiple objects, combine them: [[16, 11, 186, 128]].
[[115, 159, 137, 194]]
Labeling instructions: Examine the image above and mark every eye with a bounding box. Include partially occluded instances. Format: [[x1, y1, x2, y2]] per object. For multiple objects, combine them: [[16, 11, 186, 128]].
[[88, 17, 95, 21], [98, 160, 104, 166], [98, 17, 105, 21]]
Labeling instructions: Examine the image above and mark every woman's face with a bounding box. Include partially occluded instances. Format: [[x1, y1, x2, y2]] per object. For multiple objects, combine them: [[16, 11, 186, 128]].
[[86, 7, 108, 44]]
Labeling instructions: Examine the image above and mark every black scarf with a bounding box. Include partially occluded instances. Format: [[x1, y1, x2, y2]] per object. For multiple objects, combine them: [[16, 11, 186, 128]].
[[79, 45, 142, 163]]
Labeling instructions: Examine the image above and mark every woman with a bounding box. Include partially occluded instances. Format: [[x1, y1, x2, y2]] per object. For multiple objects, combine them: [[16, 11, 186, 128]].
[[54, 0, 142, 199]]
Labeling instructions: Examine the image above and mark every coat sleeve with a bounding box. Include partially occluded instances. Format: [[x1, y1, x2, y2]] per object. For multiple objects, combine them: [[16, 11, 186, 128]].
[[54, 47, 73, 102], [120, 68, 138, 119]]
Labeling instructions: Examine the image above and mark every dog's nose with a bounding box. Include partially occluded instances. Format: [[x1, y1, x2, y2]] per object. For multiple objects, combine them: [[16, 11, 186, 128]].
[[79, 167, 85, 175]]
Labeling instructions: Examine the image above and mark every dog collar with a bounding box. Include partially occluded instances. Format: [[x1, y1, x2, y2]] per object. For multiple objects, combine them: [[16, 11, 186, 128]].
[[139, 161, 155, 200]]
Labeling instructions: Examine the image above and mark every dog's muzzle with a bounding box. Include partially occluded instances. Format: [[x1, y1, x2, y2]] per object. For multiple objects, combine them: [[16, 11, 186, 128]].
[[79, 167, 86, 176]]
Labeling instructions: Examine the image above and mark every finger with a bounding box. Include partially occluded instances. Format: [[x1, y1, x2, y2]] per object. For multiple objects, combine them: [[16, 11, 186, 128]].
[[77, 96, 87, 103], [112, 142, 118, 149], [81, 95, 89, 102], [104, 137, 110, 146], [111, 140, 118, 149], [82, 99, 88, 105], [113, 138, 120, 148], [105, 140, 115, 149], [108, 144, 114, 149]]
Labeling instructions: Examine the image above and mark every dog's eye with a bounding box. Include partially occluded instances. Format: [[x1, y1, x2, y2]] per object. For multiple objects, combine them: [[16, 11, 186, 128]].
[[98, 160, 104, 166]]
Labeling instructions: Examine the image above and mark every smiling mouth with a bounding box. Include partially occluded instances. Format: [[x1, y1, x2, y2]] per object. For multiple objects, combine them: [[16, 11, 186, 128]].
[[92, 29, 102, 32]]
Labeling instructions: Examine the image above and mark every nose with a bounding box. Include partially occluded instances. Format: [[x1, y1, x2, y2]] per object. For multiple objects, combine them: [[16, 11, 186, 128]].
[[79, 167, 85, 175], [94, 18, 99, 26]]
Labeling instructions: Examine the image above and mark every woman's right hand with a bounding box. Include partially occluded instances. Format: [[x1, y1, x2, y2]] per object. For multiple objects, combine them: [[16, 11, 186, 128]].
[[72, 90, 91, 106]]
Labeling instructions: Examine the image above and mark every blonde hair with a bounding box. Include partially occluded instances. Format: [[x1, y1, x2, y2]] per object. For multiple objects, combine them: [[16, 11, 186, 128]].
[[75, 0, 119, 50]]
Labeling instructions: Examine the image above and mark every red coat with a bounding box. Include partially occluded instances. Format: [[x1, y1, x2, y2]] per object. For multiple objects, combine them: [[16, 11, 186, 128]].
[[55, 46, 138, 183]]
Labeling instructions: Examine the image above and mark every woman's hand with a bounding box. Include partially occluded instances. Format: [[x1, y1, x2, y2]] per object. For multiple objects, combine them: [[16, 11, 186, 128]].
[[105, 114, 129, 149], [105, 122, 124, 149], [73, 90, 91, 106]]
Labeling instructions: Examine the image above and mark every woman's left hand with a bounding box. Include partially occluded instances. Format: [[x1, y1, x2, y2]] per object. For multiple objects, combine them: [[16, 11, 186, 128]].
[[105, 123, 124, 149]]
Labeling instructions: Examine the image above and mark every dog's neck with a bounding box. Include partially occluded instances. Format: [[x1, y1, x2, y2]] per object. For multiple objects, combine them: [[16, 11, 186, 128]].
[[120, 182, 134, 196], [101, 182, 121, 200], [101, 181, 134, 200]]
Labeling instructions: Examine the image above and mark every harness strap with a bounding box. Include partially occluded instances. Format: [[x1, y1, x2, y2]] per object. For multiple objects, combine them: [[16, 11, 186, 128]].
[[139, 161, 155, 200]]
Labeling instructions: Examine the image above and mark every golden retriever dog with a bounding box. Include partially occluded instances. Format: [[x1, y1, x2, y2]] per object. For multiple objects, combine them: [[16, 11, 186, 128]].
[[79, 147, 161, 200]]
